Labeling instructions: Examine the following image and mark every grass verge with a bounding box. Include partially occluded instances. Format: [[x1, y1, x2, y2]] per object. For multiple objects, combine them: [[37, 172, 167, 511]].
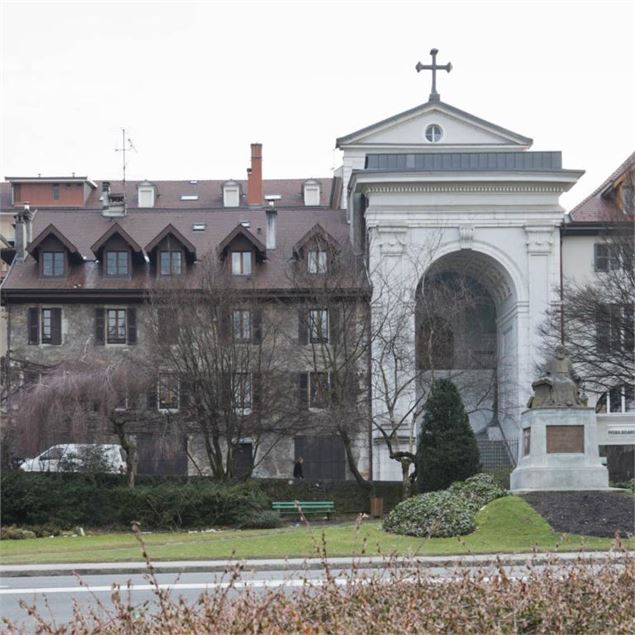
[[1, 496, 631, 565]]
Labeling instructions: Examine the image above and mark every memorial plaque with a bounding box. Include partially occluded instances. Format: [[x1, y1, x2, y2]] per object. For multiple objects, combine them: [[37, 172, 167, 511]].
[[546, 425, 584, 453], [522, 427, 531, 456]]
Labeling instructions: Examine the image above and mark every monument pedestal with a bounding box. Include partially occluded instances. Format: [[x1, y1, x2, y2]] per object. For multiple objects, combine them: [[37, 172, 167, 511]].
[[510, 408, 609, 492]]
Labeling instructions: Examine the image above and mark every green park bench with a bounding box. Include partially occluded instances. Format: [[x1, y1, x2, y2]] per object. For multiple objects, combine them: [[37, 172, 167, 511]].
[[271, 500, 335, 520]]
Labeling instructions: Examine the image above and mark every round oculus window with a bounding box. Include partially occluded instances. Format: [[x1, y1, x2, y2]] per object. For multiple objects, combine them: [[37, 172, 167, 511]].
[[425, 124, 443, 143]]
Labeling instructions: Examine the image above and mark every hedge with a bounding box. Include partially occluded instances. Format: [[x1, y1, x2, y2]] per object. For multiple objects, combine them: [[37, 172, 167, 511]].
[[0, 472, 404, 531], [1, 472, 269, 531]]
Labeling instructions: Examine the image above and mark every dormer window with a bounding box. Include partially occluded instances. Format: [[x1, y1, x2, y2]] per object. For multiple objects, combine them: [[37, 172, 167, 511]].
[[160, 250, 183, 275], [232, 251, 252, 276], [303, 180, 321, 206], [223, 181, 241, 207], [138, 183, 156, 208], [308, 250, 327, 274], [42, 251, 65, 277], [105, 250, 129, 277]]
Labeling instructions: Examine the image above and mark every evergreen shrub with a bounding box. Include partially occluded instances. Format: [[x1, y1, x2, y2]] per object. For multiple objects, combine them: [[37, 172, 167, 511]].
[[416, 379, 481, 492], [383, 474, 506, 538], [0, 472, 270, 530]]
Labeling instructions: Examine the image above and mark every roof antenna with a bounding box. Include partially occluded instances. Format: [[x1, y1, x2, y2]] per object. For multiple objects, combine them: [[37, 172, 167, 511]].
[[115, 128, 138, 204]]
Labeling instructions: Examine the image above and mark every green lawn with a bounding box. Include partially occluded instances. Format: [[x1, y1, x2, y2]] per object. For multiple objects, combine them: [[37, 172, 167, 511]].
[[1, 496, 630, 565]]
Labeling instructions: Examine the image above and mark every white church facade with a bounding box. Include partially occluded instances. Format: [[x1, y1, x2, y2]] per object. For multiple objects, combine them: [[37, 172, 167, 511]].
[[335, 56, 584, 481]]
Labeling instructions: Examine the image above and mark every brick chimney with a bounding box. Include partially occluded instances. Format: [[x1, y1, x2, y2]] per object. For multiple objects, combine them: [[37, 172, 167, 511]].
[[247, 143, 262, 206]]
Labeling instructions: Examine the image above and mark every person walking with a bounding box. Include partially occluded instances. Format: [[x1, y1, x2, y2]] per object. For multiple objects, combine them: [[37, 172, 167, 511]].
[[293, 457, 304, 479]]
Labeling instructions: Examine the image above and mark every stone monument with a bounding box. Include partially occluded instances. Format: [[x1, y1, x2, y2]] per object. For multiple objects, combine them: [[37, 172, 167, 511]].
[[510, 345, 609, 491]]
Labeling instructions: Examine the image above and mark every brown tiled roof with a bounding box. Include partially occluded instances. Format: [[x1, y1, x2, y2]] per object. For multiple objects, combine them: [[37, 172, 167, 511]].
[[93, 178, 336, 210], [0, 177, 338, 211], [2, 205, 359, 294], [568, 152, 635, 223]]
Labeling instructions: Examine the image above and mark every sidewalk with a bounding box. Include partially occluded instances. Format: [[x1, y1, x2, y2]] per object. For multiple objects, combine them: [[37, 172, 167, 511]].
[[1, 550, 630, 578]]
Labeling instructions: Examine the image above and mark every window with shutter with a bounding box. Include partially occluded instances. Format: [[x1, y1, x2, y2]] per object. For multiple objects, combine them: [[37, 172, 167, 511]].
[[158, 373, 180, 412], [309, 372, 330, 409], [309, 309, 329, 343], [106, 309, 127, 344], [232, 309, 252, 342]]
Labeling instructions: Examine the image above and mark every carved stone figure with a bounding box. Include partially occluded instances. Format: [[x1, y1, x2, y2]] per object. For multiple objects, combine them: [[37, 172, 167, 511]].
[[527, 345, 588, 409]]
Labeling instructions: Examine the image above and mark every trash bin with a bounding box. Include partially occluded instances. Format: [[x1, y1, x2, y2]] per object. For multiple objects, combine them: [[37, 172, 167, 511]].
[[370, 496, 384, 518]]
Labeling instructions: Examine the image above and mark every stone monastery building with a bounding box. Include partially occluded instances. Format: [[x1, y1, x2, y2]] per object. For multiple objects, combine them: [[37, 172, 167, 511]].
[[1, 53, 633, 481]]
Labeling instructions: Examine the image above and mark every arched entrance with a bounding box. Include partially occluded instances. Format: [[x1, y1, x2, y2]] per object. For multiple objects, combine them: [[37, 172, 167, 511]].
[[416, 249, 519, 440]]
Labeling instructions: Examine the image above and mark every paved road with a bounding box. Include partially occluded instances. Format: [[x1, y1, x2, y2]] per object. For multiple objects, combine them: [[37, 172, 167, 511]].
[[1, 553, 627, 633]]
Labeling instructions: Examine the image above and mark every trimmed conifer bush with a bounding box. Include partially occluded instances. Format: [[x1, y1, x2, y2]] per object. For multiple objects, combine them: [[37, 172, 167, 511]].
[[416, 379, 480, 493]]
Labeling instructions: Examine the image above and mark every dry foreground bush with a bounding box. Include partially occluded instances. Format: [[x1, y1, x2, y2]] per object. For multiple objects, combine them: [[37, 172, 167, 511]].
[[4, 533, 634, 635]]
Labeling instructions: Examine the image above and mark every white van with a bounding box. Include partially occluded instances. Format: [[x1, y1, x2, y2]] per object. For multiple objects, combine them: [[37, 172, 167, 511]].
[[19, 444, 127, 474]]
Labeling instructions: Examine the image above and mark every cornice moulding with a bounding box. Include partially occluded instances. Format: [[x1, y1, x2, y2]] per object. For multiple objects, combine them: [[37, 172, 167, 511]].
[[365, 184, 564, 194]]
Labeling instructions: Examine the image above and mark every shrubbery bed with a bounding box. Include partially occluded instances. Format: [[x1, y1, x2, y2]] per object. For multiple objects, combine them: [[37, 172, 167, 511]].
[[0, 472, 270, 532], [383, 473, 506, 538]]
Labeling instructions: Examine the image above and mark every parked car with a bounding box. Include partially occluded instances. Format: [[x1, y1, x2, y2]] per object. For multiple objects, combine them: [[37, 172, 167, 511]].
[[19, 444, 127, 474]]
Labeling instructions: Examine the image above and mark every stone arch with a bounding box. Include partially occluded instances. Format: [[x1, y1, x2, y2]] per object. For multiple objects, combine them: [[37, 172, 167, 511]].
[[415, 247, 520, 436]]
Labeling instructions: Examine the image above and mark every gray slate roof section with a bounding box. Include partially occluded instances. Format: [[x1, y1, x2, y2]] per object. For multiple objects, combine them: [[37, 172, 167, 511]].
[[364, 151, 562, 172], [336, 100, 533, 147]]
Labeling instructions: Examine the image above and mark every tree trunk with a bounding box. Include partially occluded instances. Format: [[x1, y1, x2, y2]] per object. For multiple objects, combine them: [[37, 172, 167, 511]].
[[111, 417, 136, 488], [401, 459, 413, 499], [340, 428, 372, 491]]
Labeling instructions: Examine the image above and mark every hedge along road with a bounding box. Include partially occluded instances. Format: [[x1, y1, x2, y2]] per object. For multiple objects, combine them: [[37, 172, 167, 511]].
[[1, 498, 630, 566]]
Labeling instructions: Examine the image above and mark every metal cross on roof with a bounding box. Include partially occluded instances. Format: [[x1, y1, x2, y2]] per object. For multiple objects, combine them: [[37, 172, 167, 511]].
[[416, 49, 452, 103]]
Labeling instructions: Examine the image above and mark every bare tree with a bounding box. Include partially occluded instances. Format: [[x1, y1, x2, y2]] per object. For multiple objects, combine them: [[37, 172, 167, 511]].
[[288, 232, 373, 489], [7, 355, 152, 486], [542, 222, 634, 396], [148, 257, 303, 480], [370, 256, 497, 498]]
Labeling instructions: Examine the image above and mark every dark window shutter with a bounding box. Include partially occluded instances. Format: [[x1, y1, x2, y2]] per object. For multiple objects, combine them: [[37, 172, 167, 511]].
[[299, 372, 309, 409], [345, 370, 358, 404], [28, 308, 39, 344], [252, 308, 262, 344], [50, 308, 62, 345], [252, 372, 262, 410], [596, 307, 609, 353], [158, 307, 177, 343], [329, 306, 340, 345], [623, 304, 634, 353], [146, 379, 157, 410], [219, 307, 230, 340], [95, 308, 105, 345], [127, 308, 137, 344], [298, 309, 308, 345], [180, 379, 189, 408]]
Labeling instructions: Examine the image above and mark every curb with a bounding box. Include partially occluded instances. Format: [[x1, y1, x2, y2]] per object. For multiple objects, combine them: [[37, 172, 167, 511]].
[[1, 551, 631, 578]]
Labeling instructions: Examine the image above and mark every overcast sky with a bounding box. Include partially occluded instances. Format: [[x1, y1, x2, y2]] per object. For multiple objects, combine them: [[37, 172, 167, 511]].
[[1, 0, 633, 209]]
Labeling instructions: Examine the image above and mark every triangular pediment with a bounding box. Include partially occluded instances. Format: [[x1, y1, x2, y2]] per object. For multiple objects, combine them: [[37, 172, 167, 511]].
[[336, 101, 532, 150]]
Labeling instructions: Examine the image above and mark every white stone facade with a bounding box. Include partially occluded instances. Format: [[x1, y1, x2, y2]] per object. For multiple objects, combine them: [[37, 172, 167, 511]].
[[337, 99, 583, 481]]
